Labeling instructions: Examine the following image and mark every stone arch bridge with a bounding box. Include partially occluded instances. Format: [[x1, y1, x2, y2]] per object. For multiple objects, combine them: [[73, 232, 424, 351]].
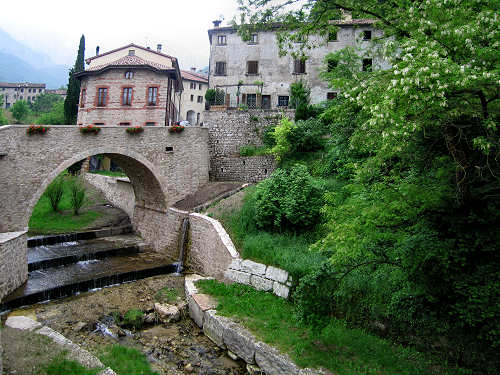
[[0, 125, 209, 299]]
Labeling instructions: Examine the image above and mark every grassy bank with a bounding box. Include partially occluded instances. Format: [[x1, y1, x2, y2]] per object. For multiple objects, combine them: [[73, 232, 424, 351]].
[[28, 175, 106, 234], [197, 279, 459, 375], [212, 187, 326, 279]]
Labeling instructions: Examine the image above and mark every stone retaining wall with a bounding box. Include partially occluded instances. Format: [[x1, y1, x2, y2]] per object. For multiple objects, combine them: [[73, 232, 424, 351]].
[[185, 274, 324, 375], [210, 156, 276, 182], [224, 259, 292, 299], [0, 231, 27, 301], [83, 173, 135, 218], [204, 109, 294, 182], [188, 213, 239, 279]]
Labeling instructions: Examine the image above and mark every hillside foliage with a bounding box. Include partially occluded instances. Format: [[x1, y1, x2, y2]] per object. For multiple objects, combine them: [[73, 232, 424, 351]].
[[234, 1, 499, 373]]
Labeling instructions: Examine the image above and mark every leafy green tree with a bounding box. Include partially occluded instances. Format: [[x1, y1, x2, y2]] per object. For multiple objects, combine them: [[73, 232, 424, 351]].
[[64, 35, 85, 124], [36, 101, 65, 125], [32, 93, 63, 113], [0, 95, 8, 125], [10, 100, 30, 123]]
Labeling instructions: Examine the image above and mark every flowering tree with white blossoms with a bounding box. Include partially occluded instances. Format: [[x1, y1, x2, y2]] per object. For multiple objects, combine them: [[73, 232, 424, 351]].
[[237, 1, 499, 372]]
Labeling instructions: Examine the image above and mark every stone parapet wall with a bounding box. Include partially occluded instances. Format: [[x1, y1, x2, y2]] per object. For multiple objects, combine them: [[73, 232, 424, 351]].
[[185, 275, 325, 375], [224, 259, 292, 299], [188, 213, 239, 279], [210, 156, 276, 182], [0, 231, 27, 301], [83, 174, 135, 218], [204, 109, 294, 182]]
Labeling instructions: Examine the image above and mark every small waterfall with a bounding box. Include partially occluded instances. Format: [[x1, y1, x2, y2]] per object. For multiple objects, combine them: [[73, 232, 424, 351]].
[[174, 218, 189, 274]]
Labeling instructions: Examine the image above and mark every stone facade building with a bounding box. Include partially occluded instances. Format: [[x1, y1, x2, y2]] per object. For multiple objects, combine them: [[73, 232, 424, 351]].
[[0, 82, 46, 109], [207, 16, 390, 109], [180, 69, 208, 125], [76, 43, 183, 127]]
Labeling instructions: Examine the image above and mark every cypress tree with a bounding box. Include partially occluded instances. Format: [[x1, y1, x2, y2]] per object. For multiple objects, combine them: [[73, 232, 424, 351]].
[[64, 35, 85, 124]]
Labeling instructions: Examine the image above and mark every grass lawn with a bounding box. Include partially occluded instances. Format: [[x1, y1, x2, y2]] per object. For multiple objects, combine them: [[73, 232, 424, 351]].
[[197, 279, 460, 375], [29, 175, 106, 234], [211, 187, 326, 278]]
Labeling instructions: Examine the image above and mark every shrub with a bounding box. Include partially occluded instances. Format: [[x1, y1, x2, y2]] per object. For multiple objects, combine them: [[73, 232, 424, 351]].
[[254, 164, 323, 231], [270, 116, 294, 163], [122, 309, 144, 330], [45, 176, 64, 212], [27, 125, 50, 135], [239, 145, 268, 156], [36, 101, 65, 125], [68, 176, 86, 215], [125, 126, 144, 134], [288, 118, 327, 153], [79, 124, 101, 134]]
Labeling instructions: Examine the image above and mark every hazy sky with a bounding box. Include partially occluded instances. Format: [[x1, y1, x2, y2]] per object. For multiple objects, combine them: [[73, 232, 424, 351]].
[[0, 0, 240, 69]]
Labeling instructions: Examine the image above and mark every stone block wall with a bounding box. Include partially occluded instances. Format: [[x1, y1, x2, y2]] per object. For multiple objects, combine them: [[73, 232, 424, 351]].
[[83, 174, 135, 218], [188, 213, 239, 279], [224, 259, 292, 299], [133, 206, 187, 261], [204, 109, 294, 182], [0, 231, 27, 301], [210, 155, 276, 182]]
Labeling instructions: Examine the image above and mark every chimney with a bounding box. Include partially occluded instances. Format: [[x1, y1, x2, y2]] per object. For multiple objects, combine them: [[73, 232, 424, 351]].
[[96, 46, 100, 55], [213, 20, 222, 28], [341, 10, 352, 21], [157, 44, 162, 53], [191, 67, 196, 72]]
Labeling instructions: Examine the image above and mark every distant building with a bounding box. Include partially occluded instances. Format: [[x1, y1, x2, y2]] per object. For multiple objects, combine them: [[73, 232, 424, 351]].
[[0, 82, 46, 109], [180, 69, 208, 125], [207, 16, 390, 109], [45, 89, 67, 101], [76, 43, 183, 126]]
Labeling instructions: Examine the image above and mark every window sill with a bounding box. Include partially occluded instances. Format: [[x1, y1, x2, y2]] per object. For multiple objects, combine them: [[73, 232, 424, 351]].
[[292, 72, 307, 75], [245, 73, 259, 76], [216, 44, 227, 46]]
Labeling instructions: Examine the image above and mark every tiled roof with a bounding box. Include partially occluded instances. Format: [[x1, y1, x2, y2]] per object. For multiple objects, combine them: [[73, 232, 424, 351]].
[[181, 70, 208, 83], [85, 43, 176, 64], [0, 82, 46, 88], [86, 55, 172, 72]]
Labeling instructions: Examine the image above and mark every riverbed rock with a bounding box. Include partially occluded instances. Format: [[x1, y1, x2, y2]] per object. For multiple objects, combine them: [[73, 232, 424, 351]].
[[5, 316, 42, 331], [255, 341, 300, 375], [154, 303, 180, 322], [223, 321, 256, 364]]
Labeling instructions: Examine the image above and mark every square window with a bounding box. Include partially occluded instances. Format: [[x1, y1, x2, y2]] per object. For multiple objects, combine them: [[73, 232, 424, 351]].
[[145, 122, 156, 126], [362, 58, 373, 71], [215, 61, 226, 75], [246, 93, 256, 108], [119, 122, 131, 126], [128, 49, 135, 56], [217, 35, 227, 45], [327, 92, 337, 100], [247, 61, 258, 75], [328, 31, 338, 42], [97, 88, 108, 106], [95, 123, 105, 126], [363, 30, 372, 40], [327, 59, 338, 72], [293, 59, 306, 74], [249, 33, 258, 44], [147, 87, 158, 106], [122, 87, 133, 105], [278, 96, 289, 107]]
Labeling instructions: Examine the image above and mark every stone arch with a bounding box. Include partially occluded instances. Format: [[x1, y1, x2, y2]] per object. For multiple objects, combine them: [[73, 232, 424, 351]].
[[25, 147, 168, 230]]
